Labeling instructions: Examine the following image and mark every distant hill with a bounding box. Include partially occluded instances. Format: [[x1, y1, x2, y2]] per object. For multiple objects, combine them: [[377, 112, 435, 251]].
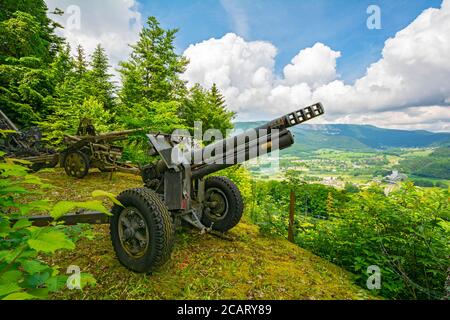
[[233, 122, 450, 152]]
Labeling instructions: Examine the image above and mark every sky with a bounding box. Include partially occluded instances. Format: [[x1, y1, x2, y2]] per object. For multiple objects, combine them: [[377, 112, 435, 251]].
[[44, 0, 450, 132]]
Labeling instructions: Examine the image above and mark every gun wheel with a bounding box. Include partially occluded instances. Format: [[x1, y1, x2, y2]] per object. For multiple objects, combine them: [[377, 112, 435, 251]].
[[64, 151, 89, 178], [202, 176, 243, 232], [110, 188, 174, 273]]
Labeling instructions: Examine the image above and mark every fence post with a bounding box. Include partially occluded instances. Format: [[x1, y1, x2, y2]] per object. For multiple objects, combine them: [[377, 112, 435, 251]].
[[288, 190, 295, 243]]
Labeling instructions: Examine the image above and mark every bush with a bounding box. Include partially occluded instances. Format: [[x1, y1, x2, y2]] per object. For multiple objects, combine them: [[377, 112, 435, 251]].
[[295, 183, 450, 299], [0, 145, 115, 299], [249, 178, 449, 299]]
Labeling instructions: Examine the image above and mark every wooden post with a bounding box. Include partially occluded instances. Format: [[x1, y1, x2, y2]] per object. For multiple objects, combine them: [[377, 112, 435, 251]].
[[288, 190, 295, 243]]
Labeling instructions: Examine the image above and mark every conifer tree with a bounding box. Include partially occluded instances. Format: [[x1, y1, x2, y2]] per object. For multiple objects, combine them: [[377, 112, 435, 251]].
[[88, 44, 116, 111], [119, 16, 188, 105], [74, 45, 88, 77], [181, 84, 235, 136]]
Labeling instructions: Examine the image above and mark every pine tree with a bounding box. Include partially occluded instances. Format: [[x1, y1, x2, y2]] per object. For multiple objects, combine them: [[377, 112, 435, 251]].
[[119, 16, 188, 105], [180, 84, 235, 136], [49, 43, 74, 85], [74, 45, 88, 77], [208, 83, 235, 134], [210, 83, 226, 111], [116, 16, 187, 143], [88, 44, 116, 111]]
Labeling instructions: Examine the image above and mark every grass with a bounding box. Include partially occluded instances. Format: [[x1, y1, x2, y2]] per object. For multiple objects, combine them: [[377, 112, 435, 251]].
[[33, 168, 373, 300]]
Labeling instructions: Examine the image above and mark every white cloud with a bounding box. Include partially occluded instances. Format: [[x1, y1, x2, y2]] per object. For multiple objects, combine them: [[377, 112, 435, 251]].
[[182, 0, 450, 131], [329, 106, 450, 132], [45, 0, 142, 80], [283, 43, 341, 89]]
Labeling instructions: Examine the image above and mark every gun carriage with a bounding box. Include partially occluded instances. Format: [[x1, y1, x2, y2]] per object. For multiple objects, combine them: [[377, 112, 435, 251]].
[[61, 119, 142, 178]]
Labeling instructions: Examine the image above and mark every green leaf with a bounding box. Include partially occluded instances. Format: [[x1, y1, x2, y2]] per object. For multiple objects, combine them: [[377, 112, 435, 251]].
[[80, 273, 96, 289], [91, 190, 123, 207], [27, 288, 49, 299], [45, 275, 67, 292], [24, 271, 51, 288], [0, 283, 21, 297], [50, 200, 111, 220], [0, 270, 22, 285], [27, 230, 75, 253], [12, 219, 32, 231], [2, 292, 36, 300], [21, 260, 49, 274], [0, 219, 12, 237]]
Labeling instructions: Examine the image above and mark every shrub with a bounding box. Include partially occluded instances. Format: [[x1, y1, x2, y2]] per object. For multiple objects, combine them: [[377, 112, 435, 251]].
[[0, 145, 114, 299], [296, 183, 450, 299]]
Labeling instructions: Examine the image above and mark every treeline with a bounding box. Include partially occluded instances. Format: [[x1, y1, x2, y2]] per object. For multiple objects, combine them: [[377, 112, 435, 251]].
[[249, 171, 450, 300], [0, 1, 235, 159]]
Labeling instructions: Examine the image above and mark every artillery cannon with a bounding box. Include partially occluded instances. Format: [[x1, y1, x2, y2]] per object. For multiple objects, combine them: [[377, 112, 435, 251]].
[[0, 109, 59, 171], [25, 103, 325, 273], [61, 119, 142, 178]]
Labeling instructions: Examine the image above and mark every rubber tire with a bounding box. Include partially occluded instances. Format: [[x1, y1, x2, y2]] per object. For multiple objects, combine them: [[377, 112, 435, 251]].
[[63, 151, 89, 179], [201, 176, 244, 232], [110, 188, 174, 273]]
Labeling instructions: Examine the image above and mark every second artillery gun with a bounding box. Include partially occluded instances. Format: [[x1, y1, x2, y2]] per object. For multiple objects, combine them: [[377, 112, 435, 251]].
[[61, 119, 142, 178]]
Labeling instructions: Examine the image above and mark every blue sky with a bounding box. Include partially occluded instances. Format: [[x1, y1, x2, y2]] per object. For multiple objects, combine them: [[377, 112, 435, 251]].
[[46, 0, 450, 131], [139, 0, 442, 84]]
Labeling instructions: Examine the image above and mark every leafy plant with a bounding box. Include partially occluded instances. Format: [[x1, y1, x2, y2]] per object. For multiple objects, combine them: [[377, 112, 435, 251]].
[[0, 147, 114, 300]]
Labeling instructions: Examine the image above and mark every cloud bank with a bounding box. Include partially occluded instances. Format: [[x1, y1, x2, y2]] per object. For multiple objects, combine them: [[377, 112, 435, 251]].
[[182, 0, 450, 131]]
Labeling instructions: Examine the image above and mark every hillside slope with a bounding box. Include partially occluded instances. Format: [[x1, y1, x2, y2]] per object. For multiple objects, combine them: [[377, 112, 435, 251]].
[[32, 169, 372, 300]]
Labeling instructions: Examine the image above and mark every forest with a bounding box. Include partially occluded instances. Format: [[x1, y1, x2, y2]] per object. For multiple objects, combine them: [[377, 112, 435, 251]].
[[0, 1, 449, 301]]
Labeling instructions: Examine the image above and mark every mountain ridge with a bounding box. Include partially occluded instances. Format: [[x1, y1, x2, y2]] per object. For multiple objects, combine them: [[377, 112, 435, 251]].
[[233, 122, 450, 151]]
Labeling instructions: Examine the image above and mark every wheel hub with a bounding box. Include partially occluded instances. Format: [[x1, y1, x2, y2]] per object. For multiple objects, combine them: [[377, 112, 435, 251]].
[[118, 207, 149, 258], [205, 188, 228, 221]]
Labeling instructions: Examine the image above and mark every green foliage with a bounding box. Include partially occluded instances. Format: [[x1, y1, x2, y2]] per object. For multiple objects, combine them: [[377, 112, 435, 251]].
[[36, 42, 117, 146], [344, 182, 360, 193], [250, 177, 349, 237], [399, 147, 450, 180], [0, 148, 113, 300], [250, 178, 450, 300], [0, 0, 62, 60], [118, 100, 185, 163], [119, 16, 188, 104], [88, 44, 116, 111], [39, 96, 114, 146], [0, 0, 63, 127], [74, 45, 88, 77], [181, 83, 235, 137]]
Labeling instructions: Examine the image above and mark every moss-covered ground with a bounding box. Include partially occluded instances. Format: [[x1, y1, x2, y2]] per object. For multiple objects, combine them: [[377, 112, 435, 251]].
[[32, 169, 373, 300]]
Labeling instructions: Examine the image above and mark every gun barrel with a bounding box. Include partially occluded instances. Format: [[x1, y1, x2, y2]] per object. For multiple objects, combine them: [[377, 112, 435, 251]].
[[191, 129, 294, 179], [87, 128, 144, 142], [256, 102, 324, 132], [189, 103, 324, 178]]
